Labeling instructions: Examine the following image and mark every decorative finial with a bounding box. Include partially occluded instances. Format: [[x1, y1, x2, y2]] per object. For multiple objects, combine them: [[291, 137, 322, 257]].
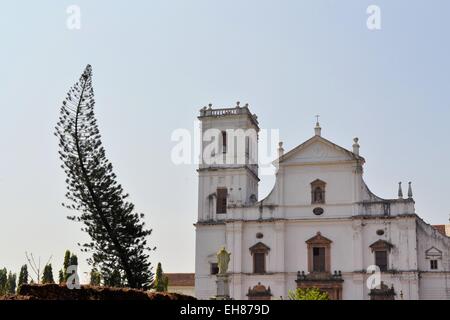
[[278, 141, 284, 158], [353, 137, 360, 156], [398, 182, 403, 199], [408, 182, 413, 199], [208, 103, 212, 109], [244, 103, 249, 108], [236, 101, 240, 108], [314, 115, 322, 136]]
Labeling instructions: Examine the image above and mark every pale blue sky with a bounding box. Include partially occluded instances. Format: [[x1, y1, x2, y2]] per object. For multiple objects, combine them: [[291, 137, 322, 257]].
[[1, 1, 449, 282]]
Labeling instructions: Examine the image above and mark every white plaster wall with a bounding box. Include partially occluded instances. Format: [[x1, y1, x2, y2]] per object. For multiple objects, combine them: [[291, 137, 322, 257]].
[[195, 213, 450, 300], [198, 169, 258, 221], [196, 216, 427, 299], [416, 219, 450, 271], [281, 164, 356, 207], [199, 115, 258, 171], [416, 219, 450, 299], [419, 274, 450, 299], [358, 217, 418, 271], [195, 224, 226, 299]]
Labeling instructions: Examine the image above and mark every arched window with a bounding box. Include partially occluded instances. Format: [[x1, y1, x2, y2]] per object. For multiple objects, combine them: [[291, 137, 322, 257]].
[[311, 179, 326, 204]]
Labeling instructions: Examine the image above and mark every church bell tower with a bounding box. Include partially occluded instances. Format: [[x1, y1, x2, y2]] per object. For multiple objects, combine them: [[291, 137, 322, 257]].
[[197, 102, 260, 221]]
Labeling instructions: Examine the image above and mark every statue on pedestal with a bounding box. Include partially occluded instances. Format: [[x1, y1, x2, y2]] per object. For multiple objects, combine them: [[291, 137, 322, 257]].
[[213, 247, 232, 300], [217, 247, 231, 275]]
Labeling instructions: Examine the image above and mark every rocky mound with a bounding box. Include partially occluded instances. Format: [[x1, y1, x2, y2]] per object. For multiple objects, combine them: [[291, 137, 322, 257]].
[[0, 284, 195, 300]]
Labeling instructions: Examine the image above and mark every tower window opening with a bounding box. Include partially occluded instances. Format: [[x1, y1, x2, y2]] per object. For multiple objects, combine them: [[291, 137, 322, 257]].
[[216, 188, 227, 214], [222, 131, 227, 154]]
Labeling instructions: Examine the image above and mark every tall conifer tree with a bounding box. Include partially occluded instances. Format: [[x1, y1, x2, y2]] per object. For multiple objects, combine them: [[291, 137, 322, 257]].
[[55, 65, 154, 288], [153, 262, 168, 292], [18, 265, 28, 289], [0, 268, 8, 295], [42, 264, 54, 284], [6, 272, 16, 294], [63, 250, 71, 280]]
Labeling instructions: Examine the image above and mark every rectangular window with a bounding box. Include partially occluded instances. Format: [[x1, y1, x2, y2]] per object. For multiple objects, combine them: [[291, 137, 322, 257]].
[[216, 188, 227, 214], [312, 247, 326, 272], [253, 252, 265, 274], [210, 263, 219, 275], [375, 250, 388, 272], [430, 260, 438, 270]]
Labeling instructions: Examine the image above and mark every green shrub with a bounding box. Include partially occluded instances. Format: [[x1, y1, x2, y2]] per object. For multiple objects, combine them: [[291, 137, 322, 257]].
[[288, 287, 329, 300]]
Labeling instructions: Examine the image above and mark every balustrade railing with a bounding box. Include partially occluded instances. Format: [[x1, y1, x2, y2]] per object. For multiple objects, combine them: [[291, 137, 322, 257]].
[[199, 105, 258, 124]]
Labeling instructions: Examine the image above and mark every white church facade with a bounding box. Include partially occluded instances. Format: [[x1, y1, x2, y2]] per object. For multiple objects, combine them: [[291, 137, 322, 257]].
[[194, 104, 450, 300]]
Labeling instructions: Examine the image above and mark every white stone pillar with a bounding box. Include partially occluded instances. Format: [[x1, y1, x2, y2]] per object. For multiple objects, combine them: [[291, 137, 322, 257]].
[[351, 273, 365, 300], [274, 220, 286, 296], [275, 167, 285, 219], [352, 220, 364, 271], [274, 220, 286, 273], [225, 221, 243, 299]]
